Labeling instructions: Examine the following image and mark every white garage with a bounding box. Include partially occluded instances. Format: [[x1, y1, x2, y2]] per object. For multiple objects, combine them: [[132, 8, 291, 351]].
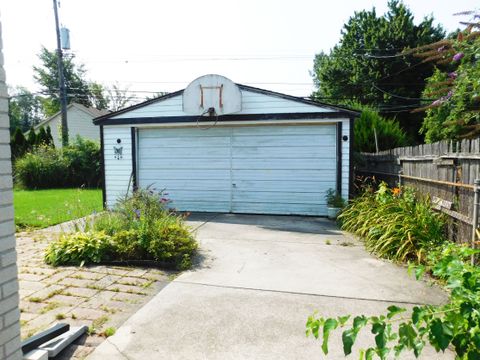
[[94, 75, 358, 216]]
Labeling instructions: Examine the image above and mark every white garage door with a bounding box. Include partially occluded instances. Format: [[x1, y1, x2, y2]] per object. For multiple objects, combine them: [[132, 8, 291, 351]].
[[137, 124, 337, 216]]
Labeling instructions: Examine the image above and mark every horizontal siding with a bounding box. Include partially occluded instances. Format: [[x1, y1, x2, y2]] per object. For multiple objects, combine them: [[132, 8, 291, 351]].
[[112, 89, 334, 119], [69, 107, 100, 143], [231, 125, 335, 215], [138, 127, 231, 212], [104, 127, 132, 208], [341, 119, 350, 198], [137, 124, 337, 216]]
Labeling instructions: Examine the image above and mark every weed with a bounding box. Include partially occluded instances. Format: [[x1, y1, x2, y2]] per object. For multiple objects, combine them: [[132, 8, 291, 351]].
[[55, 313, 66, 320], [87, 284, 104, 291], [88, 315, 110, 335], [100, 306, 117, 314], [40, 302, 60, 314], [71, 313, 77, 319], [46, 289, 63, 299], [103, 327, 116, 337], [28, 297, 42, 303], [325, 239, 332, 245], [141, 280, 154, 288]]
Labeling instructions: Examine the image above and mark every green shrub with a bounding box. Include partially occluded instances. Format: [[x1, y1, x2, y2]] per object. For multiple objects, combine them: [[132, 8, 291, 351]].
[[111, 230, 146, 260], [46, 189, 197, 270], [339, 183, 446, 263], [63, 137, 101, 188], [147, 218, 197, 269], [14, 136, 101, 189], [15, 146, 69, 188], [45, 231, 113, 266], [345, 102, 409, 153]]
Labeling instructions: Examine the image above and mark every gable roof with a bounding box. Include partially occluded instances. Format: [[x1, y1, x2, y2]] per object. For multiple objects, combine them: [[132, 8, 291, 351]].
[[34, 103, 110, 130], [93, 84, 359, 126]]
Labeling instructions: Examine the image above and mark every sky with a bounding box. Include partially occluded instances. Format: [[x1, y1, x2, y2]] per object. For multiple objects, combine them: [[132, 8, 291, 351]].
[[1, 0, 479, 101]]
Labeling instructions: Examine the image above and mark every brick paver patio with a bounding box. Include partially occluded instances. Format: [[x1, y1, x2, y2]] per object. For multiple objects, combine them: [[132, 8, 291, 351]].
[[17, 228, 176, 359]]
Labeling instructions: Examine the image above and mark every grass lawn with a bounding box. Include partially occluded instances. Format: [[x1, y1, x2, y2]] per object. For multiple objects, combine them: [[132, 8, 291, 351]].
[[14, 188, 103, 230]]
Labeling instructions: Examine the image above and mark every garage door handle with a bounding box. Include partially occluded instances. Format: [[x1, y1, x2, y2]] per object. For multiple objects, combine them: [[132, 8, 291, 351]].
[[232, 183, 237, 187]]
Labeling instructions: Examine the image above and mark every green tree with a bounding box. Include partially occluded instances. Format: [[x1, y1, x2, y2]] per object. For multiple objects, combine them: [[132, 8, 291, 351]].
[[10, 127, 28, 159], [36, 127, 50, 146], [89, 82, 110, 110], [45, 126, 54, 147], [347, 102, 409, 152], [8, 87, 44, 133], [26, 126, 37, 149], [416, 22, 480, 142], [34, 47, 92, 116], [312, 0, 445, 141]]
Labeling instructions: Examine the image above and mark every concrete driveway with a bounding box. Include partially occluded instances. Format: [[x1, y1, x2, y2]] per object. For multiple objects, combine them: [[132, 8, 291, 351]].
[[88, 214, 454, 359]]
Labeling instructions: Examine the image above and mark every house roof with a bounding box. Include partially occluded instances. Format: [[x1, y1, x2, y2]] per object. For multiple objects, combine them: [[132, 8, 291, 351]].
[[93, 83, 360, 126], [34, 103, 110, 130]]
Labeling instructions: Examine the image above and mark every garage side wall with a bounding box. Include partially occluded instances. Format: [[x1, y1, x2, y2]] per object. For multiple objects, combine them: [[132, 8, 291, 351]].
[[341, 119, 350, 199], [103, 127, 133, 208], [0, 21, 22, 360]]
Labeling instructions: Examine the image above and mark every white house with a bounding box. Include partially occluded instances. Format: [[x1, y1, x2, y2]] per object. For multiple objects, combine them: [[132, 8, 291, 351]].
[[34, 102, 109, 147], [94, 75, 358, 216]]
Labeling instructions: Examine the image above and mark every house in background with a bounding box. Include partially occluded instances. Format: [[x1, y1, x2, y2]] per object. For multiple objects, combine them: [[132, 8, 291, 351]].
[[34, 103, 109, 147], [94, 74, 358, 216]]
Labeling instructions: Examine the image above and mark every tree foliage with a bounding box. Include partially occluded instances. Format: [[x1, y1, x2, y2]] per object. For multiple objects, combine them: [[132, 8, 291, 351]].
[[33, 47, 110, 117], [8, 87, 44, 133], [312, 0, 445, 141], [34, 47, 92, 116], [347, 102, 409, 152], [414, 13, 480, 142]]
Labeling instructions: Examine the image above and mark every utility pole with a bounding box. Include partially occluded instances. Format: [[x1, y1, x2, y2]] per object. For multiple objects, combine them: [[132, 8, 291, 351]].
[[53, 0, 68, 146]]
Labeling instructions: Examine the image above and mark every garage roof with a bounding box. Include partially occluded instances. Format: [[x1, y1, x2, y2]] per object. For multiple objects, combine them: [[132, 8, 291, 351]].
[[93, 83, 359, 126]]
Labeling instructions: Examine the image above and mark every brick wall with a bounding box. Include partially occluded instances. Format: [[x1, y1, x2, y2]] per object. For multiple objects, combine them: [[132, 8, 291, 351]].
[[0, 20, 22, 360]]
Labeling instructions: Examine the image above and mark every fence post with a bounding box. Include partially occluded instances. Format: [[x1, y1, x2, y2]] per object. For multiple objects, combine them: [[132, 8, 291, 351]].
[[398, 170, 403, 187], [471, 179, 480, 265]]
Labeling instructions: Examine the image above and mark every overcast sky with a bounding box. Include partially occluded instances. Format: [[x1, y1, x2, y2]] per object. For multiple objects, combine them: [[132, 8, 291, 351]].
[[1, 0, 478, 100]]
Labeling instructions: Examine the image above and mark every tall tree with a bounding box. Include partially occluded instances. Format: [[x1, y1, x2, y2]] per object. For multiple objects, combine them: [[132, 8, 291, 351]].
[[8, 87, 44, 133], [34, 47, 92, 116], [311, 0, 445, 141], [89, 82, 110, 110]]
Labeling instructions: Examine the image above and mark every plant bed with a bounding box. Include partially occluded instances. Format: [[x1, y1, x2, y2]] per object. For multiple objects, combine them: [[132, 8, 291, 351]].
[[45, 189, 198, 270], [338, 182, 446, 263]]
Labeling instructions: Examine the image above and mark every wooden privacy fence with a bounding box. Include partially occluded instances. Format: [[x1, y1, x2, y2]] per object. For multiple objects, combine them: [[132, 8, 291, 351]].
[[356, 138, 480, 246]]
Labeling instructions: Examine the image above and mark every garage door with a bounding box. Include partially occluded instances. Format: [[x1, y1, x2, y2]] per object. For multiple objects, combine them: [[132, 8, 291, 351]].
[[137, 125, 337, 215]]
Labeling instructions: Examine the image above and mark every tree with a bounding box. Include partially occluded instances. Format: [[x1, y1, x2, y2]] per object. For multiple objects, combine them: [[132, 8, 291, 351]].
[[413, 12, 480, 142], [8, 87, 44, 133], [34, 47, 92, 116], [311, 0, 445, 141], [105, 83, 135, 111], [36, 127, 50, 146], [10, 127, 28, 159], [89, 82, 110, 110], [45, 126, 54, 147], [347, 102, 409, 153], [26, 126, 37, 149]]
